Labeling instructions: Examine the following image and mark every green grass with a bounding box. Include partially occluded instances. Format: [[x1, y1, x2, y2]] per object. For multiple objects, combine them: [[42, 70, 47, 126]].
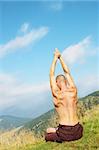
[[18, 105, 99, 150]]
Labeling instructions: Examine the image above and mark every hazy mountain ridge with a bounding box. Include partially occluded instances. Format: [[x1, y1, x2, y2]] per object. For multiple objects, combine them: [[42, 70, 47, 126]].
[[0, 115, 31, 131]]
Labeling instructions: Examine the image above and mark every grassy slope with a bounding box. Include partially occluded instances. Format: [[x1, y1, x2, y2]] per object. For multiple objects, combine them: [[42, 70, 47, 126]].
[[0, 91, 99, 150], [19, 105, 99, 150]]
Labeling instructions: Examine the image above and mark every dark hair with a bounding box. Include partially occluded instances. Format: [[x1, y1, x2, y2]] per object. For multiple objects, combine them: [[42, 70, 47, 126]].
[[56, 74, 66, 81]]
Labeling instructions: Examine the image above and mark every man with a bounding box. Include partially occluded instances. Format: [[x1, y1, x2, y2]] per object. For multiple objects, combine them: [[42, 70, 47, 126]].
[[45, 49, 83, 143]]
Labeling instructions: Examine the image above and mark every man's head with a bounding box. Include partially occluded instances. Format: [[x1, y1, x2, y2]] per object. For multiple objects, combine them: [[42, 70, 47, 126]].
[[56, 74, 67, 89]]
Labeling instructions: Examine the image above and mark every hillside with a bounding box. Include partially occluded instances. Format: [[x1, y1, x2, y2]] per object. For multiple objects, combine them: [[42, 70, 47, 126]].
[[79, 91, 99, 111], [19, 109, 56, 136], [0, 104, 98, 150], [0, 90, 99, 150], [0, 115, 31, 131], [21, 90, 99, 135], [22, 105, 99, 150]]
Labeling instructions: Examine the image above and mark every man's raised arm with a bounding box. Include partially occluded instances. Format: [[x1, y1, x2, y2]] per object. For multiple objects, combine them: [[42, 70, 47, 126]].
[[49, 49, 60, 97], [59, 51, 76, 89]]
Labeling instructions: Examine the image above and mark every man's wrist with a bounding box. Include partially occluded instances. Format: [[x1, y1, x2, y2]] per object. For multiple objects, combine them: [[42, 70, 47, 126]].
[[54, 55, 58, 60], [58, 55, 61, 59]]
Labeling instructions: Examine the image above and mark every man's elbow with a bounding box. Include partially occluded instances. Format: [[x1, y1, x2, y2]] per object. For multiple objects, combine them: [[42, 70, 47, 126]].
[[69, 85, 77, 92]]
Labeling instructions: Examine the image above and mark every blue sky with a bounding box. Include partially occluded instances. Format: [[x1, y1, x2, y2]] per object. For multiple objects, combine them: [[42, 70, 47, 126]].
[[0, 1, 99, 118]]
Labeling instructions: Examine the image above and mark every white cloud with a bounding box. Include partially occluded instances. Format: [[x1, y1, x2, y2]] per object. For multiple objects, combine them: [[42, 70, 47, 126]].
[[20, 23, 29, 33], [0, 73, 50, 109], [50, 1, 63, 11], [77, 73, 99, 97], [0, 26, 49, 58], [62, 36, 98, 65]]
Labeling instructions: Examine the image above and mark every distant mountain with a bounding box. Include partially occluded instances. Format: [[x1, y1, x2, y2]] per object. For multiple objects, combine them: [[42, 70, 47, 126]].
[[87, 91, 99, 97], [0, 115, 31, 131], [21, 90, 99, 135]]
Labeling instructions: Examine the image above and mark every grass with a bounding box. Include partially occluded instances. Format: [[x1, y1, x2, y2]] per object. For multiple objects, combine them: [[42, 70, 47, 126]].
[[0, 105, 99, 150]]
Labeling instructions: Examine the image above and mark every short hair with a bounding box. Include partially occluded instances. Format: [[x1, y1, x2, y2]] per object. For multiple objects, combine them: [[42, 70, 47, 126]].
[[56, 74, 66, 82]]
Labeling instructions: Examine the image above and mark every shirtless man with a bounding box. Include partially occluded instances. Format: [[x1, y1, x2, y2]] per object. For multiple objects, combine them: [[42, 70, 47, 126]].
[[45, 49, 83, 142]]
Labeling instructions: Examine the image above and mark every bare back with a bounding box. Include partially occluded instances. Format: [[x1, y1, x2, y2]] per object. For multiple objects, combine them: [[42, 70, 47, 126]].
[[53, 87, 79, 126]]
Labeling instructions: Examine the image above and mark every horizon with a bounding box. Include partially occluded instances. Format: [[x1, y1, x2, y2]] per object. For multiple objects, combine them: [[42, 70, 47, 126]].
[[0, 1, 99, 118]]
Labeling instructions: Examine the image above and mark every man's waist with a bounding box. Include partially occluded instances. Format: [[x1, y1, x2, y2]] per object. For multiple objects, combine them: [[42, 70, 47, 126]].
[[59, 117, 79, 126]]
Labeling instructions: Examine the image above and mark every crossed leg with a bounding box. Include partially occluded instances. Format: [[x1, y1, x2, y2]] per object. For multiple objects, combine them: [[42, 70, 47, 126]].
[[45, 127, 62, 143]]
